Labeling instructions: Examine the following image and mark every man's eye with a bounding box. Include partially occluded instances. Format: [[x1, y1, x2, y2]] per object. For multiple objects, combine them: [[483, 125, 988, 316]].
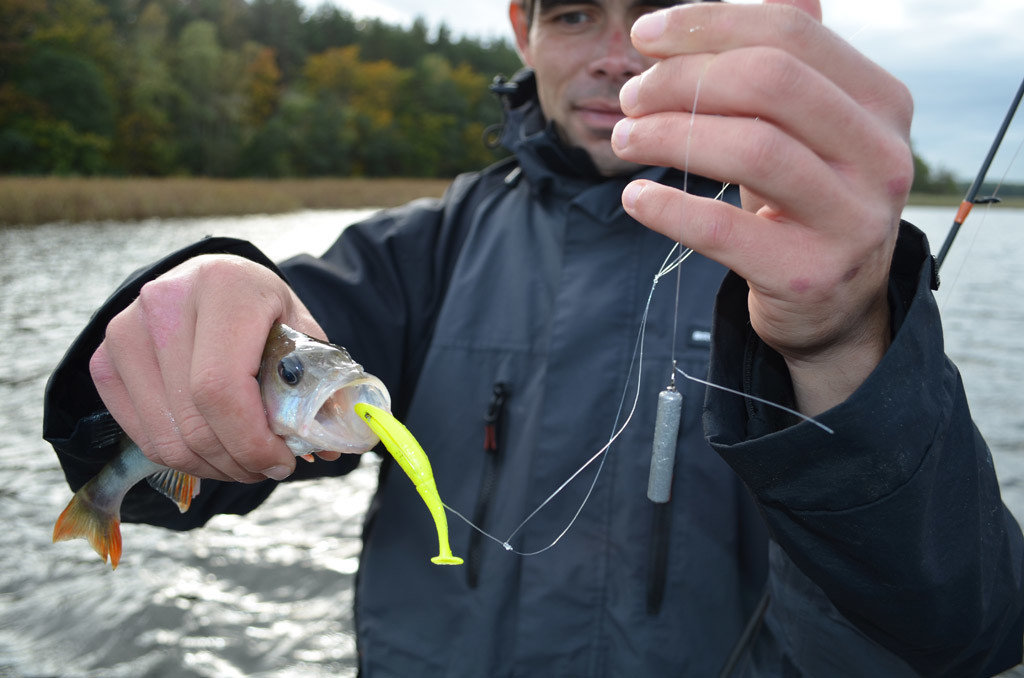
[[556, 10, 589, 25], [547, 9, 593, 28]]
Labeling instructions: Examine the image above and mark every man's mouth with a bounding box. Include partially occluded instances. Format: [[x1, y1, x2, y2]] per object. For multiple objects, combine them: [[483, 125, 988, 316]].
[[573, 100, 625, 131]]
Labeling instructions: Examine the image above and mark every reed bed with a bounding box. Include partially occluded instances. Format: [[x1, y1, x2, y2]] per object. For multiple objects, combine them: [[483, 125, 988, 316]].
[[0, 177, 452, 226], [3, 178, 1021, 227]]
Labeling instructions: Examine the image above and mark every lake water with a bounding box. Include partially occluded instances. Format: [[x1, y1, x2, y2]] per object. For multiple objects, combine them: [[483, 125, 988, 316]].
[[1, 205, 1022, 677]]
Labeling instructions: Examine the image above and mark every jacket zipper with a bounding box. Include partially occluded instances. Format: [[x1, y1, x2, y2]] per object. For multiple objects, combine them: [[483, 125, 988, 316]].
[[467, 382, 508, 588]]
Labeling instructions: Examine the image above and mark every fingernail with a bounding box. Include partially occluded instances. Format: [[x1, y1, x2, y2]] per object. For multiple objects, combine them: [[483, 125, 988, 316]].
[[622, 181, 646, 211], [612, 118, 633, 150], [619, 76, 639, 111], [632, 11, 666, 42], [262, 465, 292, 481]]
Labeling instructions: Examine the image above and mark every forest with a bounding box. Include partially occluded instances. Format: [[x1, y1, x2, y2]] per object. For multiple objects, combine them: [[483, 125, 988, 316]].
[[0, 0, 523, 177], [2, 0, 1014, 195]]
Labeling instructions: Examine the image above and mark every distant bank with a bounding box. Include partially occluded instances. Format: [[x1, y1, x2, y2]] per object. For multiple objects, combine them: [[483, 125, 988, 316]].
[[1, 177, 1021, 226], [0, 177, 452, 227]]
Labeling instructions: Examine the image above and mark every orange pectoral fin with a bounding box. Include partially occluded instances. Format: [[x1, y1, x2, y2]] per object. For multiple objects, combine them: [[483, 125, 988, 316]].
[[146, 469, 200, 513]]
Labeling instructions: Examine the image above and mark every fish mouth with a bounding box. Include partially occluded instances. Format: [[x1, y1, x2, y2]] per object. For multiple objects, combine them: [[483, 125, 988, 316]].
[[303, 375, 392, 453]]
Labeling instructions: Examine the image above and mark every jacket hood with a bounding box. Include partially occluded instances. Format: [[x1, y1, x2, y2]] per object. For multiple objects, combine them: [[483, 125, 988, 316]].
[[491, 68, 623, 190]]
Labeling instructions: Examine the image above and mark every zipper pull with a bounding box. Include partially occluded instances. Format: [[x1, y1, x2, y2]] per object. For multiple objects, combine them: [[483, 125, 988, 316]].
[[468, 382, 509, 588], [484, 383, 507, 453]]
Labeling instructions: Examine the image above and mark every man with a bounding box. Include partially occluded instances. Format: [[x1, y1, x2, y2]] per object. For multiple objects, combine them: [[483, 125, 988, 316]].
[[45, 0, 1024, 675]]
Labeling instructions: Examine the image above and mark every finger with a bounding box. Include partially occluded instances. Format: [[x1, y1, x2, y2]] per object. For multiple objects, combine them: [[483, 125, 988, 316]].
[[90, 341, 146, 449], [764, 0, 821, 23], [189, 261, 298, 480], [630, 2, 911, 122], [137, 275, 264, 483], [620, 179, 855, 298], [614, 111, 858, 228], [315, 450, 342, 462], [101, 307, 232, 480], [620, 49, 898, 170]]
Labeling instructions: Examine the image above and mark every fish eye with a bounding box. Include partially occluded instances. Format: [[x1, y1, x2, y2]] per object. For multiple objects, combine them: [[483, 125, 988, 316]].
[[277, 355, 304, 387]]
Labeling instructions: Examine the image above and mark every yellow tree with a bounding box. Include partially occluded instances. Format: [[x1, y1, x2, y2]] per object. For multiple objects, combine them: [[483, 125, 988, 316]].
[[243, 45, 282, 128], [304, 45, 406, 131]]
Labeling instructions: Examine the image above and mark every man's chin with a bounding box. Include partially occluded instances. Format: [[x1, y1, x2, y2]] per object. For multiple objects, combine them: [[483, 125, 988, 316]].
[[589, 146, 645, 177], [557, 123, 644, 177]]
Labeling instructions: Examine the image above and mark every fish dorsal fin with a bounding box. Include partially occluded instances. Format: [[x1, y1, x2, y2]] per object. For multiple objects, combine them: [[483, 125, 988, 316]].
[[146, 470, 201, 513]]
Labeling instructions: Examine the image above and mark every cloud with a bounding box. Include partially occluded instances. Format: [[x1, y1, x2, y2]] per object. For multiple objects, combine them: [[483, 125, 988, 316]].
[[330, 0, 513, 39]]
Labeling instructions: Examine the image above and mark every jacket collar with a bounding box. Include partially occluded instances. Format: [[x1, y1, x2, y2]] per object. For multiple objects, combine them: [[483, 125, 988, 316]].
[[490, 69, 733, 218], [492, 69, 669, 197]]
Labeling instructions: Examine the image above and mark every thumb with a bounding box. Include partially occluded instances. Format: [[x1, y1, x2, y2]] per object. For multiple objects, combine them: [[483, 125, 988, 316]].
[[762, 0, 822, 22]]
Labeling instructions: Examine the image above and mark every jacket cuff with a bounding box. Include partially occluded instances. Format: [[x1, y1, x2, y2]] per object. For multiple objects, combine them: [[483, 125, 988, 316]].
[[704, 222, 950, 511]]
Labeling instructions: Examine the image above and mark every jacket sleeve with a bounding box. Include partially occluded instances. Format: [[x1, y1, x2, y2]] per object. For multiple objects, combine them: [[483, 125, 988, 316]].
[[705, 222, 1024, 676], [43, 171, 486, 530]]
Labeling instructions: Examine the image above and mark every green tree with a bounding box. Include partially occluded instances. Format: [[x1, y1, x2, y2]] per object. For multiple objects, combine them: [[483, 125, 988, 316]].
[[32, 0, 120, 76], [111, 2, 180, 174], [911, 147, 958, 194], [0, 46, 115, 173], [1, 0, 519, 176], [173, 19, 244, 174], [248, 0, 306, 80], [302, 4, 358, 54]]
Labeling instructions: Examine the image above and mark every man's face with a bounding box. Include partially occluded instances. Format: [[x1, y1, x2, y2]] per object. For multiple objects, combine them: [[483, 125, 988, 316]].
[[510, 0, 684, 177]]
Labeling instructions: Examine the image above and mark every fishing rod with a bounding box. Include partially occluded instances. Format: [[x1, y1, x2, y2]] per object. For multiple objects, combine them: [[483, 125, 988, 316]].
[[935, 75, 1024, 270]]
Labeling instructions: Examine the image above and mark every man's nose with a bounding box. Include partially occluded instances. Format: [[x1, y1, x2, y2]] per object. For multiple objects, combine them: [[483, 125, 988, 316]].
[[588, 26, 646, 82]]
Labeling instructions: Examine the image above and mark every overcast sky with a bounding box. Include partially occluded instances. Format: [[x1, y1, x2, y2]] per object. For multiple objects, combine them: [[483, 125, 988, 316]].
[[325, 0, 1024, 183]]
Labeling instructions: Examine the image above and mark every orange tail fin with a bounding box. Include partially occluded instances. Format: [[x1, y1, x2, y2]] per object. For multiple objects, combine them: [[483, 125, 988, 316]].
[[52, 482, 123, 570]]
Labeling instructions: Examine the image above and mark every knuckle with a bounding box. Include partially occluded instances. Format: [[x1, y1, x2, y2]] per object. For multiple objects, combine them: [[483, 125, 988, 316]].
[[103, 309, 134, 346], [138, 277, 181, 313], [190, 365, 235, 413], [770, 4, 819, 49], [699, 202, 735, 250], [144, 434, 188, 468], [883, 79, 914, 132], [88, 346, 117, 389], [741, 124, 786, 178], [175, 408, 218, 453], [195, 254, 264, 290], [876, 135, 915, 200], [194, 255, 285, 316], [742, 48, 805, 104]]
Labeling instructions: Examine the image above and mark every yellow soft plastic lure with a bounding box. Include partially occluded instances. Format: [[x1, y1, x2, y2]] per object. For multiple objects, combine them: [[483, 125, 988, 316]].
[[353, 403, 463, 565]]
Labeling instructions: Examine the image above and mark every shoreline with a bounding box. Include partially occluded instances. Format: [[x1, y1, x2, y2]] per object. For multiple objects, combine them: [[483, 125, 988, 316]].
[[1, 177, 1021, 226], [0, 177, 453, 226]]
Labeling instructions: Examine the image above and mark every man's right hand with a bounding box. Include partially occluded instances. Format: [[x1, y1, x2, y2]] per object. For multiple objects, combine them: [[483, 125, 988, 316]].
[[90, 254, 332, 483]]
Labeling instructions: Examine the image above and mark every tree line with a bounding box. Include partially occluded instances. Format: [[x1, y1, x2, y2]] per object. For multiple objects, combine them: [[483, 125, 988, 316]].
[[0, 0, 523, 177], [1, 0, 1004, 188]]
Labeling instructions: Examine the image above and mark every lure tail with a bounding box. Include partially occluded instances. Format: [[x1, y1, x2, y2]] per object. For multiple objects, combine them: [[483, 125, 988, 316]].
[[416, 477, 464, 565], [354, 402, 463, 566], [53, 477, 124, 569]]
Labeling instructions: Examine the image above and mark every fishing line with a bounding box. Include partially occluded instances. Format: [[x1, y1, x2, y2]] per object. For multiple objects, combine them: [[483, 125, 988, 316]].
[[444, 245, 676, 555], [442, 46, 833, 557], [442, 184, 830, 554], [936, 129, 1024, 312], [668, 65, 705, 385]]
